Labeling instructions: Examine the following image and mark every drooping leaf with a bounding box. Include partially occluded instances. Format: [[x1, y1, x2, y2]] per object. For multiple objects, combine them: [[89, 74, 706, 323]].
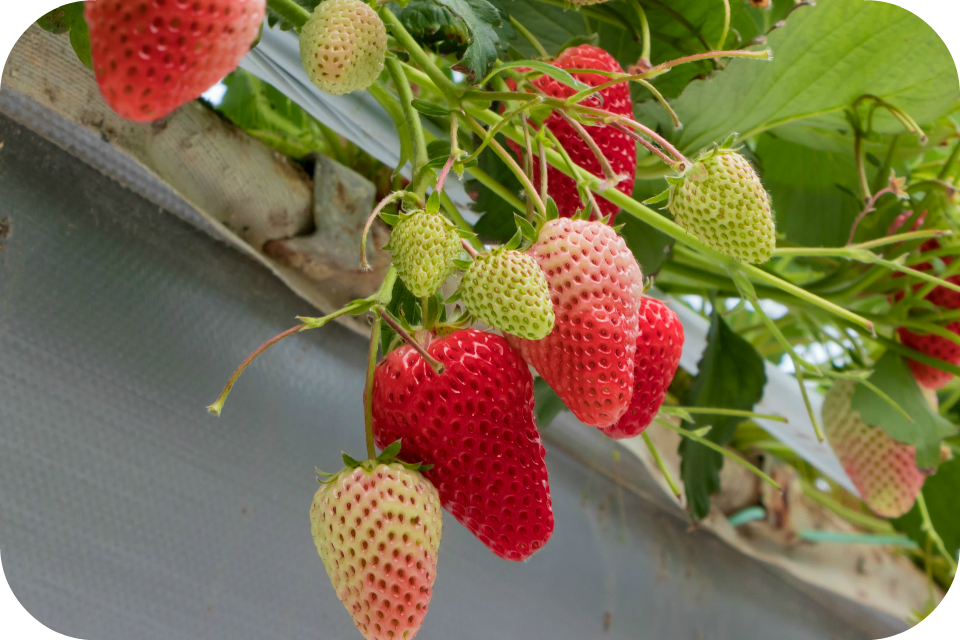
[[851, 352, 957, 470], [892, 456, 960, 562], [679, 309, 767, 520], [637, 0, 960, 154]]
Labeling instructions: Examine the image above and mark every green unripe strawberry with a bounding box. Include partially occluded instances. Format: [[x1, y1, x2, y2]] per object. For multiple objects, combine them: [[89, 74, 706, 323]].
[[459, 249, 555, 340], [386, 210, 461, 298], [311, 462, 442, 640], [667, 148, 776, 264], [299, 0, 387, 96]]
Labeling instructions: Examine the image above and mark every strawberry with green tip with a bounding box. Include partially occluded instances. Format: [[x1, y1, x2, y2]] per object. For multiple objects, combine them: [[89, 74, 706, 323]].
[[385, 210, 462, 298], [459, 249, 555, 340], [507, 218, 644, 428], [311, 449, 442, 640], [299, 0, 387, 95], [668, 145, 776, 264], [822, 380, 926, 518]]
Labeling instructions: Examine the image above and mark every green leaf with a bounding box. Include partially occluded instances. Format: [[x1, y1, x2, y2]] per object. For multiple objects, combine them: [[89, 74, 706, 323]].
[[377, 440, 404, 462], [503, 226, 523, 251], [342, 452, 364, 468], [638, 0, 960, 154], [513, 213, 537, 244], [37, 3, 84, 34], [504, 0, 586, 59], [851, 352, 957, 469], [433, 0, 511, 80], [756, 133, 862, 248], [534, 377, 566, 429], [426, 191, 441, 214], [679, 309, 767, 520], [892, 456, 960, 562], [217, 70, 326, 159], [68, 11, 92, 70], [483, 60, 591, 94]]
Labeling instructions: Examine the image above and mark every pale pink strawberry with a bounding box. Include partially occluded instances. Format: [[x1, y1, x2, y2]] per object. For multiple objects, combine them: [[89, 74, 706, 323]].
[[822, 380, 926, 518], [507, 218, 643, 428]]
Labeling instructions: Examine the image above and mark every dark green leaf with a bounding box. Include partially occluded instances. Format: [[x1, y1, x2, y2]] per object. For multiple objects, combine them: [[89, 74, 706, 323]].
[[851, 352, 957, 469], [534, 377, 566, 429], [892, 456, 960, 562], [68, 12, 92, 70], [680, 310, 767, 520], [37, 3, 83, 34], [756, 133, 862, 248], [433, 0, 511, 80]]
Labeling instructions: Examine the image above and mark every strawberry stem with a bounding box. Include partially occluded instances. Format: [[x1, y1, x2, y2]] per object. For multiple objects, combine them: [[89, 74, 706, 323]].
[[364, 313, 382, 460], [558, 111, 626, 189], [917, 492, 958, 575], [385, 57, 430, 198], [266, 0, 310, 30], [378, 308, 445, 375], [207, 324, 307, 416], [461, 238, 479, 259], [360, 191, 413, 270], [641, 432, 682, 500]]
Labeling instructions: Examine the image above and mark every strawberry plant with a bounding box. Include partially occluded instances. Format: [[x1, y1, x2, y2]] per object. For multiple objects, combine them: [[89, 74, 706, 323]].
[[38, 0, 960, 631]]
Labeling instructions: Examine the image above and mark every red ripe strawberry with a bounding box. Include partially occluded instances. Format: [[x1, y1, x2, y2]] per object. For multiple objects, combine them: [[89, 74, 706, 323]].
[[371, 329, 554, 561], [507, 44, 635, 221], [602, 297, 684, 439], [888, 211, 960, 388], [85, 0, 266, 122], [897, 326, 960, 389], [507, 218, 644, 428]]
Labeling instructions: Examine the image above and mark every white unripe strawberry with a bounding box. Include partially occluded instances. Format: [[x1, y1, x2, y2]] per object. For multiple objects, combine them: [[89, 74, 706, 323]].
[[299, 0, 387, 95]]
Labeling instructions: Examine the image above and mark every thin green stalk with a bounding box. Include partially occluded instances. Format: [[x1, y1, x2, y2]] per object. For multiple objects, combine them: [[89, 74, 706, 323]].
[[937, 135, 960, 180], [385, 57, 430, 196], [643, 49, 772, 79], [917, 492, 958, 575], [626, 0, 652, 63], [641, 432, 681, 499], [855, 130, 871, 201], [666, 407, 788, 423], [364, 314, 382, 459], [799, 478, 894, 533], [509, 15, 549, 58], [654, 419, 781, 491], [266, 0, 310, 30], [713, 0, 731, 51]]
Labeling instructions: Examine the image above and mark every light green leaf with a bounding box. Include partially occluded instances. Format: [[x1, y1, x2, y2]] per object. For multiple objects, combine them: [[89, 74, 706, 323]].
[[851, 352, 957, 469], [638, 0, 960, 154]]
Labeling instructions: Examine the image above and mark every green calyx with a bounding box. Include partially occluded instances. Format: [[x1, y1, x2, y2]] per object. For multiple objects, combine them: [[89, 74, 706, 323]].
[[667, 139, 777, 265], [319, 440, 432, 483], [459, 247, 555, 340], [385, 209, 462, 298]]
